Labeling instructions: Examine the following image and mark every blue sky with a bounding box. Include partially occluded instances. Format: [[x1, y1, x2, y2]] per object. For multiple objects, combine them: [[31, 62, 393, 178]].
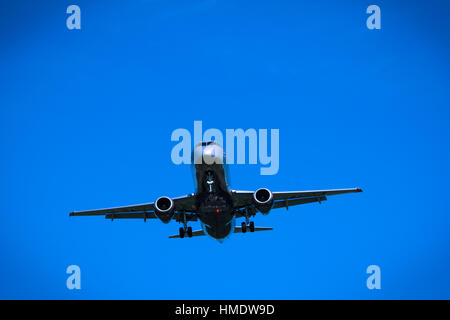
[[1, 0, 450, 299]]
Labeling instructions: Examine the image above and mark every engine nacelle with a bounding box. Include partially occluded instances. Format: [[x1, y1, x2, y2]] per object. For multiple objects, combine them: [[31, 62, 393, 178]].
[[154, 196, 175, 223], [253, 188, 274, 215]]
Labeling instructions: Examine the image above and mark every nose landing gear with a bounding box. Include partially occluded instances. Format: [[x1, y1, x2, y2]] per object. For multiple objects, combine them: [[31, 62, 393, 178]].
[[206, 171, 215, 193]]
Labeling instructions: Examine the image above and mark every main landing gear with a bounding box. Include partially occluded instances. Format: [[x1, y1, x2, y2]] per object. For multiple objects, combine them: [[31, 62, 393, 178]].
[[179, 226, 192, 238], [241, 221, 255, 233], [179, 213, 193, 238], [241, 208, 255, 233]]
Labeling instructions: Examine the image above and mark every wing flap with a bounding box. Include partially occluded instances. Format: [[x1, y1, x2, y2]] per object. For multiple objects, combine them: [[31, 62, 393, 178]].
[[104, 212, 198, 221], [272, 196, 327, 209], [70, 202, 154, 216], [104, 212, 156, 219]]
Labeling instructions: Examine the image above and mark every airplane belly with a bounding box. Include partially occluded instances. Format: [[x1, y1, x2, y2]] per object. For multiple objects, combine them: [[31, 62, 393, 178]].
[[199, 212, 235, 240]]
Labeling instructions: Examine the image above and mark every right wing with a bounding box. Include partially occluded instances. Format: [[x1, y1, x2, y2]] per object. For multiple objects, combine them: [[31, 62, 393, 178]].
[[272, 188, 362, 200], [232, 188, 362, 217]]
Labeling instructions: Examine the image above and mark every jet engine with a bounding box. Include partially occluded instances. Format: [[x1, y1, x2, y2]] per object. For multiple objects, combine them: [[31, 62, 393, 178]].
[[253, 188, 274, 214], [154, 196, 175, 223]]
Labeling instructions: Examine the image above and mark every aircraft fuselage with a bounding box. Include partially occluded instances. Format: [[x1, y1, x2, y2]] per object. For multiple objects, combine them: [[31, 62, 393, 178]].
[[192, 142, 235, 241]]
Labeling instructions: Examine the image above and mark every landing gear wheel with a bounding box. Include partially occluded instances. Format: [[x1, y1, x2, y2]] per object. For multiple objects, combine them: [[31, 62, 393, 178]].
[[249, 221, 255, 232], [179, 227, 185, 238], [241, 222, 247, 233], [187, 226, 193, 238]]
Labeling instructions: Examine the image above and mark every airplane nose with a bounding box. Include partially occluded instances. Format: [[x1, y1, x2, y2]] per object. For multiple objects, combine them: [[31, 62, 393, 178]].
[[203, 144, 223, 164], [193, 143, 224, 165]]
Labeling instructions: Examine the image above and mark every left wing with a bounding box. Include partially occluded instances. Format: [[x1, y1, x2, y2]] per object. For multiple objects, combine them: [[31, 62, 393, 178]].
[[69, 194, 197, 221], [69, 202, 155, 216], [232, 188, 362, 215]]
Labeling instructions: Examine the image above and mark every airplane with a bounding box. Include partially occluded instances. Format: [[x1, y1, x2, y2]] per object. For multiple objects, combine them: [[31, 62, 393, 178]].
[[70, 141, 362, 241]]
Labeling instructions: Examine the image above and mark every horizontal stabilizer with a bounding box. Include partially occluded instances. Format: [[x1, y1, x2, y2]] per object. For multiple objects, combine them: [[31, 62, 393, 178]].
[[169, 226, 273, 238], [234, 226, 273, 233], [169, 229, 205, 239]]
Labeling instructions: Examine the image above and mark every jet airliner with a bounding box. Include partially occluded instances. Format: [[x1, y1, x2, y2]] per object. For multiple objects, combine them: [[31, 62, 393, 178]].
[[70, 142, 362, 241]]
